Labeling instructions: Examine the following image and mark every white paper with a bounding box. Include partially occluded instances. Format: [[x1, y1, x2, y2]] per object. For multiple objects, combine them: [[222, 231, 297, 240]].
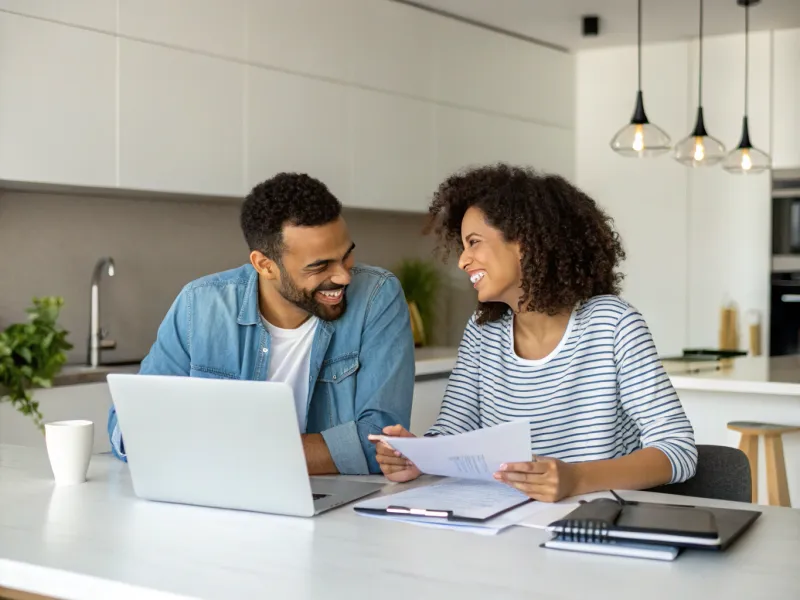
[[355, 478, 540, 533], [380, 420, 532, 480], [515, 492, 613, 530]]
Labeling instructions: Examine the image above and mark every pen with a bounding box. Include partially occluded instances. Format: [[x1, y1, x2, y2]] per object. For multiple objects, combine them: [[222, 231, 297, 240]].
[[386, 505, 451, 518]]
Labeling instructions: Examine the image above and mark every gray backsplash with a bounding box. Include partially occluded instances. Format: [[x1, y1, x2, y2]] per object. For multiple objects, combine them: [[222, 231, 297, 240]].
[[0, 191, 475, 365]]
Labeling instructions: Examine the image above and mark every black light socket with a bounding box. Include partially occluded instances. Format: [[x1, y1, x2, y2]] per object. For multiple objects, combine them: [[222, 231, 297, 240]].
[[582, 15, 600, 37]]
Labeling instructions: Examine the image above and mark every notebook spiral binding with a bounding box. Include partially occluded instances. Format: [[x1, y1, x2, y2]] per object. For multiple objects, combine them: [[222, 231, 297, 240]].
[[553, 519, 611, 543]]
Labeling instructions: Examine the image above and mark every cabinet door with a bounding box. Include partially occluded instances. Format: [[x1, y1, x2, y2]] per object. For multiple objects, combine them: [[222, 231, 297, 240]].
[[351, 89, 435, 212], [119, 0, 246, 60], [773, 29, 800, 169], [0, 0, 115, 30], [247, 0, 355, 82], [246, 68, 350, 200], [0, 14, 115, 187], [410, 378, 449, 436], [119, 40, 245, 197]]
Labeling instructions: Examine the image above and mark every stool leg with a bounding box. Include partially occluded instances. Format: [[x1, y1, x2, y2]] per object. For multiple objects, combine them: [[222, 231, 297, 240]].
[[738, 433, 759, 503], [764, 435, 791, 507]]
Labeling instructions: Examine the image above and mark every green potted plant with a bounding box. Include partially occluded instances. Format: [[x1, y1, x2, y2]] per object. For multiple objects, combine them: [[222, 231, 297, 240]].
[[0, 297, 73, 433], [394, 258, 441, 347]]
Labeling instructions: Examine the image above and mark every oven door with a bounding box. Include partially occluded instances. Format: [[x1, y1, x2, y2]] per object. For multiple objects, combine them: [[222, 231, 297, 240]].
[[770, 273, 800, 356]]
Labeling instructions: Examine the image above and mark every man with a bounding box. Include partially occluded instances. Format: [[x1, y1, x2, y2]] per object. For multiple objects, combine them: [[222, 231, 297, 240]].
[[107, 173, 415, 475]]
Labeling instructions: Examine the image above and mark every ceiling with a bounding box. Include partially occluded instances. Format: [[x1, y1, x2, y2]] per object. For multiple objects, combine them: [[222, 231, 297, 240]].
[[403, 0, 800, 51]]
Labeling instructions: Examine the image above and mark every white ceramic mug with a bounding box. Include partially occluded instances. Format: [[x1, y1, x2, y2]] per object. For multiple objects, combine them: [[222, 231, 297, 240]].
[[45, 420, 94, 486]]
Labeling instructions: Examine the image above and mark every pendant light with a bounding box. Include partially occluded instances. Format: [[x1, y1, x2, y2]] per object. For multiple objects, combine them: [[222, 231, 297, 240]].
[[722, 0, 770, 174], [673, 0, 726, 166], [609, 0, 671, 157]]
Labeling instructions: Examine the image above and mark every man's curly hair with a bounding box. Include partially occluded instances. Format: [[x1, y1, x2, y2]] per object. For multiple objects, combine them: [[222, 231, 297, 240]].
[[427, 163, 626, 324], [241, 172, 341, 263]]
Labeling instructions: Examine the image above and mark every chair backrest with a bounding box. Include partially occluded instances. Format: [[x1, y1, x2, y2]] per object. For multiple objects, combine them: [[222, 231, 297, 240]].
[[647, 444, 752, 503]]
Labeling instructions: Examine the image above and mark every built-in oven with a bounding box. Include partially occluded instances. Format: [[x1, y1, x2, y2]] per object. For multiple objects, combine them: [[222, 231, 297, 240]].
[[772, 169, 800, 256], [770, 272, 800, 356]]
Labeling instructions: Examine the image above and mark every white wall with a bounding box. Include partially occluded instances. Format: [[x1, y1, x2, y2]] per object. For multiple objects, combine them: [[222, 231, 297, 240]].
[[576, 42, 691, 355], [576, 32, 775, 356], [0, 0, 575, 212]]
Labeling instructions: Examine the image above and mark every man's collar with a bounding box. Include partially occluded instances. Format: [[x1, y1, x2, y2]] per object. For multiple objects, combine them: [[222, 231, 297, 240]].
[[237, 267, 260, 325]]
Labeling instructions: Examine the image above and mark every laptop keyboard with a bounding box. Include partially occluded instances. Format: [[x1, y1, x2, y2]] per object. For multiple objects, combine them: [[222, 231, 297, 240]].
[[312, 493, 330, 501]]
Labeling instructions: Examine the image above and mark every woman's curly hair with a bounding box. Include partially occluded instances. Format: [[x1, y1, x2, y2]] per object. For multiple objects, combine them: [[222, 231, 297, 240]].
[[426, 163, 626, 324]]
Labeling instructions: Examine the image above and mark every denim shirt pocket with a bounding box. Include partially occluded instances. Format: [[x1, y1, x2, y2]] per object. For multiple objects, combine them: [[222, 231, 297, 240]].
[[189, 364, 240, 380], [316, 352, 360, 428], [318, 352, 360, 383]]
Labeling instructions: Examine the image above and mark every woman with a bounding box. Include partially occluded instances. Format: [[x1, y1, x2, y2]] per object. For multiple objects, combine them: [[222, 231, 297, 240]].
[[375, 164, 697, 502]]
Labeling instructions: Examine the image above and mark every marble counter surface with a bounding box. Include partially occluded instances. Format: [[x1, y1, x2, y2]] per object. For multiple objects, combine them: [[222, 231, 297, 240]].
[[664, 355, 800, 397]]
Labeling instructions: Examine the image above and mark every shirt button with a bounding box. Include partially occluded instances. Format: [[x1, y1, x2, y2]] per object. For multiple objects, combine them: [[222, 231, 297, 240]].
[[333, 375, 337, 380], [262, 348, 268, 353]]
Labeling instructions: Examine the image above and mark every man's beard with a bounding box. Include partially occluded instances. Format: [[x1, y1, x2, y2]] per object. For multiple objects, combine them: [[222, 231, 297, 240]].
[[278, 266, 348, 322]]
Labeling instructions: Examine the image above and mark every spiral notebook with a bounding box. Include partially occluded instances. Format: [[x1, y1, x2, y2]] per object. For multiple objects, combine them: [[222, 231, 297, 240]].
[[543, 492, 761, 551]]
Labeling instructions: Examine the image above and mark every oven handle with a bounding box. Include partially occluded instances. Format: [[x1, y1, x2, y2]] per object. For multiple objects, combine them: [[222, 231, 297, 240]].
[[781, 294, 800, 303]]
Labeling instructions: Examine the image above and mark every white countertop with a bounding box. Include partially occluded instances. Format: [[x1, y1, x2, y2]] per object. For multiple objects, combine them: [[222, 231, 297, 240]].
[[413, 346, 457, 377], [665, 355, 800, 397], [1, 445, 799, 600]]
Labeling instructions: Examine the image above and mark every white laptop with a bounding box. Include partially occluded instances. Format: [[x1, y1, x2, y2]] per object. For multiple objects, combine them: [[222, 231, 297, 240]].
[[106, 373, 384, 517]]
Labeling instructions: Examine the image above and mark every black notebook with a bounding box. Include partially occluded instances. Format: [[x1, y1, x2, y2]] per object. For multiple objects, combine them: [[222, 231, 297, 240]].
[[546, 493, 762, 550]]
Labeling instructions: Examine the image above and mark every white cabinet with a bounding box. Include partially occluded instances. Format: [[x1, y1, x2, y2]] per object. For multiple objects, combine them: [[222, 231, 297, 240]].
[[350, 89, 435, 212], [247, 0, 355, 81], [0, 384, 113, 453], [410, 377, 449, 436], [119, 0, 246, 60], [436, 106, 574, 183], [0, 13, 116, 187], [119, 40, 245, 197], [0, 0, 115, 30], [350, 0, 434, 97], [433, 15, 574, 128], [772, 29, 800, 169], [246, 68, 351, 200]]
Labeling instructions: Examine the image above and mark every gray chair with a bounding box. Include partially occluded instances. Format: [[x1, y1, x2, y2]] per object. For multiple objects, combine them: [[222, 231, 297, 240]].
[[647, 444, 752, 503]]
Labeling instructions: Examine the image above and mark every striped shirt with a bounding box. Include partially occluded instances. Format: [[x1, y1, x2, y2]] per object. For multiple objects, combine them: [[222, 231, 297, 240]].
[[427, 295, 697, 484]]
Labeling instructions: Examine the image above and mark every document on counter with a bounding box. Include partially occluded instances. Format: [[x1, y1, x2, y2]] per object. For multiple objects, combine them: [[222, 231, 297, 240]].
[[354, 478, 547, 534], [372, 420, 532, 481]]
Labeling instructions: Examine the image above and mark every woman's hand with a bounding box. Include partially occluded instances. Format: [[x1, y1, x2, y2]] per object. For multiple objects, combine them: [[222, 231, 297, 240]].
[[493, 457, 578, 502], [369, 425, 422, 483]]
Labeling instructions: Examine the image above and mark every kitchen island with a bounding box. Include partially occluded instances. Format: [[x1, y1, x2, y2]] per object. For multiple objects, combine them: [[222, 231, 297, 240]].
[[665, 355, 800, 508]]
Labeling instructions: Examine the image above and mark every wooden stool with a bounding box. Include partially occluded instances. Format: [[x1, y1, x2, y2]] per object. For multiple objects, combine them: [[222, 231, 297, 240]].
[[727, 421, 800, 506]]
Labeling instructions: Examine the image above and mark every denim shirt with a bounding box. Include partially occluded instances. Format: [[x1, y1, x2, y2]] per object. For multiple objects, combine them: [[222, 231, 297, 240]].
[[107, 263, 415, 474]]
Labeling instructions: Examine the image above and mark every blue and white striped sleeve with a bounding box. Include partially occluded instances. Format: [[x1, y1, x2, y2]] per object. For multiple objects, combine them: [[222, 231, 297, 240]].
[[426, 315, 482, 436], [614, 308, 698, 484]]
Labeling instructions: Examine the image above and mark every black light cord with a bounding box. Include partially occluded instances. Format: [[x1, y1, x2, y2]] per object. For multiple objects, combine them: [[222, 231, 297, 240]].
[[637, 0, 642, 91], [698, 0, 704, 106]]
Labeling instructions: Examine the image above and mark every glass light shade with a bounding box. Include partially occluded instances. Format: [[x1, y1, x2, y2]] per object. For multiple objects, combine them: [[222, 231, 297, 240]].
[[722, 146, 770, 174], [610, 91, 672, 157], [722, 116, 771, 174], [673, 134, 726, 166], [610, 122, 672, 157]]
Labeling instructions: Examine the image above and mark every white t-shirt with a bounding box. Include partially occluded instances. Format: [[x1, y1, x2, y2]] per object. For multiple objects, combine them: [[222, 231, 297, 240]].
[[261, 314, 319, 433]]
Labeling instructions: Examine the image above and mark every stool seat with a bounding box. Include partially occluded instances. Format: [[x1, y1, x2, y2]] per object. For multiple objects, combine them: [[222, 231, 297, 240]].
[[727, 421, 800, 436], [727, 420, 799, 507]]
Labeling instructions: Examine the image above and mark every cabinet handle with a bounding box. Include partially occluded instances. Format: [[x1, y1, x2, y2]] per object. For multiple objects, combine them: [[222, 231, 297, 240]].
[[781, 294, 800, 303]]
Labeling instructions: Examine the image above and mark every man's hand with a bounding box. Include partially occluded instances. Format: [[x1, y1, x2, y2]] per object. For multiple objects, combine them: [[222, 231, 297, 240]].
[[493, 457, 578, 503], [369, 425, 422, 483]]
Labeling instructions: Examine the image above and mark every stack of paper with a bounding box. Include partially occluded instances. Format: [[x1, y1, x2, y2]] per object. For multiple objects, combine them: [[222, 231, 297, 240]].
[[354, 479, 559, 535]]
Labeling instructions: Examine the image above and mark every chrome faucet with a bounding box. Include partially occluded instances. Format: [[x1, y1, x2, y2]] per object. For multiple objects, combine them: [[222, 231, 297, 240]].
[[88, 257, 116, 367]]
